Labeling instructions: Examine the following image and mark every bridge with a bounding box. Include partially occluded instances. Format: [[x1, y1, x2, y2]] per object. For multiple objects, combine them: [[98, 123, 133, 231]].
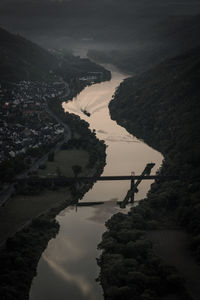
[[15, 174, 177, 184], [16, 173, 178, 206], [15, 161, 178, 207]]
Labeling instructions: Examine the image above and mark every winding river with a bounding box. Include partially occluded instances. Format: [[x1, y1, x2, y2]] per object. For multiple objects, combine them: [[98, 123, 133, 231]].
[[30, 65, 163, 300]]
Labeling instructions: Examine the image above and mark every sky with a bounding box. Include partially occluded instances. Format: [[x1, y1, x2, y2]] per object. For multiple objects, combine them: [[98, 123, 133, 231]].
[[1, 0, 200, 49]]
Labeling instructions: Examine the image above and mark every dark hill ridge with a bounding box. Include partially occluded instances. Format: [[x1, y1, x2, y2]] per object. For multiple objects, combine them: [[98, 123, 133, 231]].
[[97, 47, 200, 300], [109, 45, 200, 240], [0, 27, 111, 83], [0, 27, 58, 82], [88, 14, 200, 75], [109, 47, 200, 160]]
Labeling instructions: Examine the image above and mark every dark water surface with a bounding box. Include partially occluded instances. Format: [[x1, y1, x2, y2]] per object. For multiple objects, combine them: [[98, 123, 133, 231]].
[[30, 65, 163, 300]]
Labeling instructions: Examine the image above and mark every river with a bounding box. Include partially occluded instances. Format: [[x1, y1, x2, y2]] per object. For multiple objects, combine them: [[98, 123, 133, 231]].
[[29, 65, 163, 300]]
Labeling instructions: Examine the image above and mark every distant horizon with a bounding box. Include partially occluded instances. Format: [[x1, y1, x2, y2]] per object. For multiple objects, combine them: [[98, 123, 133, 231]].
[[1, 0, 200, 49]]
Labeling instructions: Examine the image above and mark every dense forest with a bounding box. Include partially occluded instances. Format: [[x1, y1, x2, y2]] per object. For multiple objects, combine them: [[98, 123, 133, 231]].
[[0, 27, 58, 82], [98, 47, 200, 299]]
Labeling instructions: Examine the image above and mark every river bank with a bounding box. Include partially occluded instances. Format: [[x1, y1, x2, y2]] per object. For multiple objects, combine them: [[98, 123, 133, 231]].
[[0, 74, 108, 299], [0, 124, 106, 300], [97, 48, 200, 300], [29, 64, 163, 300]]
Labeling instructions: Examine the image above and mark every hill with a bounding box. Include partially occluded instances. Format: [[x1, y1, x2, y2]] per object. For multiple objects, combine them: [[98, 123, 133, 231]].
[[98, 47, 200, 299], [110, 47, 200, 167], [88, 14, 200, 75], [0, 27, 111, 83], [0, 27, 59, 82]]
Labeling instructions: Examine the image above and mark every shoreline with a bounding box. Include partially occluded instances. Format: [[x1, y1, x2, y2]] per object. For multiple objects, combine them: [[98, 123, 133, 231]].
[[0, 61, 111, 243], [97, 52, 200, 300], [0, 72, 109, 299]]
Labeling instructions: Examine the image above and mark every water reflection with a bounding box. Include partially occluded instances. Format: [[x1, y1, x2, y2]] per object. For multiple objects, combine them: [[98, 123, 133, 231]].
[[43, 254, 97, 299], [30, 65, 163, 300]]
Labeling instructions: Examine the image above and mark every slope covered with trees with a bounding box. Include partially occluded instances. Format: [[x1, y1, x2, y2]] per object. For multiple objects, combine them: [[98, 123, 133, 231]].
[[98, 47, 200, 299], [0, 27, 59, 82], [0, 27, 111, 82]]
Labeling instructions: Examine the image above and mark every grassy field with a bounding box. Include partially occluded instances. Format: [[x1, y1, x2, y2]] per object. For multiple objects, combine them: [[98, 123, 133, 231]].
[[0, 188, 71, 243], [0, 149, 90, 243], [38, 149, 89, 177]]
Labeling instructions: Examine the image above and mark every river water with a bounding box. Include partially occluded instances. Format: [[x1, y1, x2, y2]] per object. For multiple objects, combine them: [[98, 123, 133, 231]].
[[30, 65, 163, 300]]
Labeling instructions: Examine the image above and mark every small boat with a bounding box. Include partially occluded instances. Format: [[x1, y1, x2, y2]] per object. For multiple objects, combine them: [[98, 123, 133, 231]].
[[81, 109, 91, 117]]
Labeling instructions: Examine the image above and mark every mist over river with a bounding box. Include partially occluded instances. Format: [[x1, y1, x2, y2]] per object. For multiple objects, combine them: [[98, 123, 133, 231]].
[[30, 65, 163, 300]]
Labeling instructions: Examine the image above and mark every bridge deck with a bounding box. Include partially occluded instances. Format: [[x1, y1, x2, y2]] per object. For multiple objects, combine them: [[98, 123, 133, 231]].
[[16, 175, 178, 183]]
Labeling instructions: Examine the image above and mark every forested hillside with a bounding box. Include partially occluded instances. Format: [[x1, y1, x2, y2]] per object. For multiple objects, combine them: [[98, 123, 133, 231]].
[[0, 27, 111, 82], [0, 27, 59, 81], [110, 47, 200, 174], [98, 47, 200, 300], [88, 14, 200, 75]]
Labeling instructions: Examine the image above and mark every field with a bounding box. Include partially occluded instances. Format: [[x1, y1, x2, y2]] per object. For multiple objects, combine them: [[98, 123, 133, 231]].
[[38, 149, 89, 177], [0, 149, 90, 244]]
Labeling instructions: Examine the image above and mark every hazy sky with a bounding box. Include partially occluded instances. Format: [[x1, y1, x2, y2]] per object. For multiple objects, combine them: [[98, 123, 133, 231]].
[[1, 0, 200, 48]]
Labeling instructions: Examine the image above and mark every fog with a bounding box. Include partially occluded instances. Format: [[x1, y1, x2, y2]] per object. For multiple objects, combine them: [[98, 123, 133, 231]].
[[0, 1, 200, 44], [1, 0, 200, 66]]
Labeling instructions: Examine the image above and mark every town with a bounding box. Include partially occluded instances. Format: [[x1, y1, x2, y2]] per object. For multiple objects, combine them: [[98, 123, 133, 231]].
[[0, 79, 69, 170], [0, 68, 106, 184]]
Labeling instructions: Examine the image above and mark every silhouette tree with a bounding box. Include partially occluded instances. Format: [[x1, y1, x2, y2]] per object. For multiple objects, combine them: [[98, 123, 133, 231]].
[[72, 165, 82, 177]]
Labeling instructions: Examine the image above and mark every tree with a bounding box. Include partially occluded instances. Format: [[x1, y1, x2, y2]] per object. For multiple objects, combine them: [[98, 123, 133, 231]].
[[72, 165, 82, 177], [48, 151, 55, 162], [56, 166, 61, 176]]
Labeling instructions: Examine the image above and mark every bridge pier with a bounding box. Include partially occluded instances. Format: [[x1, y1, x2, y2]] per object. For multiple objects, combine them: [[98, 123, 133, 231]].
[[130, 172, 135, 203]]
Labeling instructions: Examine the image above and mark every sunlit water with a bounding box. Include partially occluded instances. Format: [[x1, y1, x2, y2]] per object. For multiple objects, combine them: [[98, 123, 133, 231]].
[[30, 65, 163, 300]]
